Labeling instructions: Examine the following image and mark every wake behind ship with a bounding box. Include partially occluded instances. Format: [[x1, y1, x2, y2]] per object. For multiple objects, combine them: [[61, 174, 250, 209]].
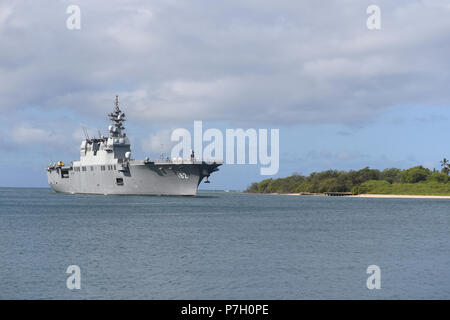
[[46, 96, 221, 195]]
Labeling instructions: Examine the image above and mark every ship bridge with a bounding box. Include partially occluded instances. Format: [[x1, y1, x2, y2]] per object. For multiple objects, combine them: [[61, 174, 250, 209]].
[[79, 95, 131, 165]]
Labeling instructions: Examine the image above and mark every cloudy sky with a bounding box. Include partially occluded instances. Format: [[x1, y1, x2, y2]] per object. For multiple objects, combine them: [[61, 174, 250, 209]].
[[1, 0, 450, 189]]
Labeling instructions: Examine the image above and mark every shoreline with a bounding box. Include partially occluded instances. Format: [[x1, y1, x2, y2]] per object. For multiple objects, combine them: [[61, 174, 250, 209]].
[[260, 192, 450, 199], [350, 194, 450, 199]]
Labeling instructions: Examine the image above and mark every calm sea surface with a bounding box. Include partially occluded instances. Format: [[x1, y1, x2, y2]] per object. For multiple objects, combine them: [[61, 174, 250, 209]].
[[0, 187, 449, 299]]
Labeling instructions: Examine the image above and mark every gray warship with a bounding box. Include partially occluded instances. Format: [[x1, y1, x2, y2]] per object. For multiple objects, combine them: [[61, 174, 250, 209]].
[[46, 96, 221, 195]]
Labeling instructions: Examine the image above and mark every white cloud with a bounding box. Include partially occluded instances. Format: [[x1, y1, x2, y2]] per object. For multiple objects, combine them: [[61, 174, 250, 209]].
[[10, 125, 58, 144], [0, 3, 13, 28], [1, 0, 450, 127], [140, 129, 176, 156], [5, 123, 82, 153]]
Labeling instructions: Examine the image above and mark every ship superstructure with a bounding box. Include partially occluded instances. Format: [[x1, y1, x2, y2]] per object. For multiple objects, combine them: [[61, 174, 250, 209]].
[[46, 96, 221, 195]]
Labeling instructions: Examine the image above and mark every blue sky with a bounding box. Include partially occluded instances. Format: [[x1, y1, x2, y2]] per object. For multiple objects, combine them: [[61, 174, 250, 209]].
[[1, 0, 450, 190]]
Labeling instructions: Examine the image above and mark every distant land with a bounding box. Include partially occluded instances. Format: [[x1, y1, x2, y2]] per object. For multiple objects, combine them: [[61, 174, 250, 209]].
[[246, 163, 450, 196]]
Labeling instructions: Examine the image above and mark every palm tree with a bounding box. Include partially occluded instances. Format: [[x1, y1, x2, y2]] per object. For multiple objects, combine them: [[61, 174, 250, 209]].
[[440, 158, 449, 175]]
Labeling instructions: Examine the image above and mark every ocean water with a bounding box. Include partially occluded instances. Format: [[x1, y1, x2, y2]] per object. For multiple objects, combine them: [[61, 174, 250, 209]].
[[0, 187, 449, 299]]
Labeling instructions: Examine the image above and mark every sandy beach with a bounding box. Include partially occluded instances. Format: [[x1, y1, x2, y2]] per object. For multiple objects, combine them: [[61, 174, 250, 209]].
[[351, 194, 450, 199], [272, 193, 450, 199]]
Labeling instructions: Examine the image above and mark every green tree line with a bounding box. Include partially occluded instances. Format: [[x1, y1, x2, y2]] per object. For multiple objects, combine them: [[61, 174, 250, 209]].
[[246, 163, 450, 195]]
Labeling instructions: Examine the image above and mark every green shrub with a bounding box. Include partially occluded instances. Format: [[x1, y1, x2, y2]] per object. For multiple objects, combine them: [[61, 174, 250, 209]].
[[428, 171, 448, 183], [399, 166, 431, 183]]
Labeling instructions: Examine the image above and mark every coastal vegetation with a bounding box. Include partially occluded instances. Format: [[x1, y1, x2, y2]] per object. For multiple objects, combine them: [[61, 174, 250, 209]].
[[246, 161, 450, 195]]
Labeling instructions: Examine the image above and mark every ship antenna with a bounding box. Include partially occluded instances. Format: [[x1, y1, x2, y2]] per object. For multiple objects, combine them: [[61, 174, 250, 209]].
[[82, 125, 90, 141], [115, 95, 120, 112]]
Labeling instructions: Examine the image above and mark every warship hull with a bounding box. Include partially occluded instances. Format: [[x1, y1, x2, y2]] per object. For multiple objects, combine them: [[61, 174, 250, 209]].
[[47, 161, 219, 196]]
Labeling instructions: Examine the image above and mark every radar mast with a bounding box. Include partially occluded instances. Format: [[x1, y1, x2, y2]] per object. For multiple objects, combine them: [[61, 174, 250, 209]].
[[108, 95, 126, 138]]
